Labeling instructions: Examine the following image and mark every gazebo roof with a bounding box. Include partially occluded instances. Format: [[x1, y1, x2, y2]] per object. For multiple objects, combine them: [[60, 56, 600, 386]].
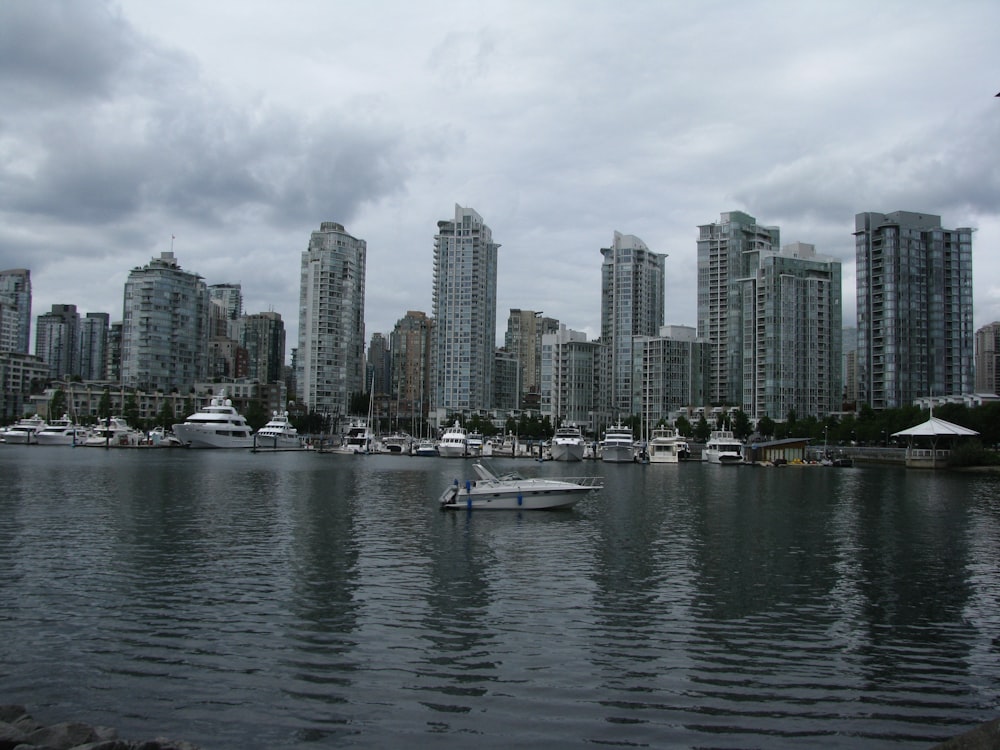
[[892, 416, 979, 438]]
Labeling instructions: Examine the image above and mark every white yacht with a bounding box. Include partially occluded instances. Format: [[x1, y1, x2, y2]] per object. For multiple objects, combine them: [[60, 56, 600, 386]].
[[550, 424, 585, 462], [647, 427, 685, 464], [36, 415, 89, 446], [702, 430, 744, 464], [1, 415, 47, 444], [172, 391, 254, 449], [439, 462, 603, 511], [83, 417, 144, 447], [600, 423, 635, 463], [254, 411, 302, 450], [438, 421, 468, 458], [466, 432, 485, 457], [381, 432, 413, 454], [327, 419, 374, 454], [413, 438, 439, 457]]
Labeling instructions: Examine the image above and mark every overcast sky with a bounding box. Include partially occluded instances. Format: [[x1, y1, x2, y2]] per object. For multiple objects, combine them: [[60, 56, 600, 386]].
[[2, 1, 998, 355]]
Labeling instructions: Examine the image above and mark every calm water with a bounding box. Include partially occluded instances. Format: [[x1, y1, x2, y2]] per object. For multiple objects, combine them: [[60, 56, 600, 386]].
[[0, 446, 998, 749]]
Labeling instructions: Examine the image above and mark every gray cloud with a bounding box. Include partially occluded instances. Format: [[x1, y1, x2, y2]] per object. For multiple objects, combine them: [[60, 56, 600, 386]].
[[3, 0, 998, 351]]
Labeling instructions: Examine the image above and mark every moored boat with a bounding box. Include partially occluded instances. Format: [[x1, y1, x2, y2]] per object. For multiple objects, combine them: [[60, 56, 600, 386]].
[[703, 430, 744, 464], [600, 422, 634, 463], [325, 418, 374, 454], [439, 462, 602, 511], [381, 432, 413, 454], [36, 415, 90, 446], [171, 391, 254, 449], [413, 438, 439, 457], [83, 417, 145, 447], [550, 424, 585, 462], [254, 411, 302, 450], [1, 415, 47, 444], [647, 427, 685, 463], [438, 421, 468, 458]]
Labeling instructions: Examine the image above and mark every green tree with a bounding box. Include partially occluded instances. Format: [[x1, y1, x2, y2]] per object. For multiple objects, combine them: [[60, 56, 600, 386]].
[[731, 409, 752, 440], [157, 400, 176, 429], [123, 394, 140, 429], [244, 400, 269, 432], [694, 415, 711, 442], [48, 389, 67, 420], [674, 415, 692, 437], [98, 388, 112, 420], [757, 415, 775, 437]]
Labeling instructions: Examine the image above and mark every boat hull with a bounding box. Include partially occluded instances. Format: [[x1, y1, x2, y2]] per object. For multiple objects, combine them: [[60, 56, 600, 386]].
[[36, 430, 89, 446], [253, 435, 302, 450], [438, 444, 467, 458], [704, 451, 743, 464], [550, 442, 584, 462], [601, 445, 634, 463], [3, 432, 38, 445], [172, 425, 254, 449], [440, 484, 590, 510]]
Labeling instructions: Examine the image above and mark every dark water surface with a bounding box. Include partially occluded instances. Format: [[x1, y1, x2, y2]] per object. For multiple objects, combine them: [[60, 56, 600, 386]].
[[1, 446, 998, 748]]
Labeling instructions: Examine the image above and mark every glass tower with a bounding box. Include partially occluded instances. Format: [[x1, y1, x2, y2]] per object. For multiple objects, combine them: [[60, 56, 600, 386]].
[[121, 252, 208, 392], [430, 205, 499, 417], [600, 231, 666, 418], [297, 222, 366, 421], [855, 211, 974, 409]]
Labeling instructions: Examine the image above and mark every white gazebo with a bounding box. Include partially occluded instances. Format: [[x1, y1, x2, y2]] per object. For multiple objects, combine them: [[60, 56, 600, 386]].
[[892, 416, 979, 469]]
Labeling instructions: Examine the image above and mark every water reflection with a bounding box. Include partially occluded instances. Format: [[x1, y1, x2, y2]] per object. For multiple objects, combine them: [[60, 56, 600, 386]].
[[0, 448, 998, 748]]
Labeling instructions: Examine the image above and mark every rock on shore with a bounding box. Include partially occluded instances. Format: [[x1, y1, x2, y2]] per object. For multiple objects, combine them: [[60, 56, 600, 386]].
[[0, 705, 199, 750]]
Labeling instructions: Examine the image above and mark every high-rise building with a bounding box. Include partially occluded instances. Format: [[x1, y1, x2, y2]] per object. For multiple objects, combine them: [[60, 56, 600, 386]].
[[389, 311, 432, 429], [240, 312, 286, 385], [740, 242, 842, 420], [367, 332, 391, 397], [0, 268, 32, 354], [855, 211, 974, 409], [697, 211, 780, 406], [974, 322, 1000, 395], [504, 309, 559, 409], [121, 252, 209, 392], [540, 324, 600, 430], [493, 349, 520, 412], [35, 304, 80, 380], [297, 221, 366, 420], [107, 321, 123, 382], [631, 325, 710, 425], [842, 327, 858, 406], [600, 231, 666, 418], [431, 205, 499, 419], [77, 312, 110, 381], [209, 283, 243, 323]]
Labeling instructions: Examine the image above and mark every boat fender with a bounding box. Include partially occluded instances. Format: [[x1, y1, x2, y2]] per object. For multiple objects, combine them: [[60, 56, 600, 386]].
[[517, 493, 523, 506], [465, 480, 471, 492]]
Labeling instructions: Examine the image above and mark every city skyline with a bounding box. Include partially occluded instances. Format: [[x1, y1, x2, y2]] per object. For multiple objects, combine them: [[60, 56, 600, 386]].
[[1, 2, 998, 354]]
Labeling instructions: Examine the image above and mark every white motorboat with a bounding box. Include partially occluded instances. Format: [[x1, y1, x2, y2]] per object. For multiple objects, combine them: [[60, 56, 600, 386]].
[[36, 415, 89, 446], [83, 417, 145, 447], [438, 421, 468, 458], [600, 422, 634, 463], [146, 426, 185, 448], [327, 419, 374, 454], [439, 462, 602, 511], [254, 411, 302, 450], [467, 432, 485, 457], [703, 430, 744, 464], [381, 432, 413, 454], [171, 391, 254, 449], [550, 424, 585, 462], [413, 438, 439, 457], [647, 427, 685, 464], [1, 415, 47, 444]]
